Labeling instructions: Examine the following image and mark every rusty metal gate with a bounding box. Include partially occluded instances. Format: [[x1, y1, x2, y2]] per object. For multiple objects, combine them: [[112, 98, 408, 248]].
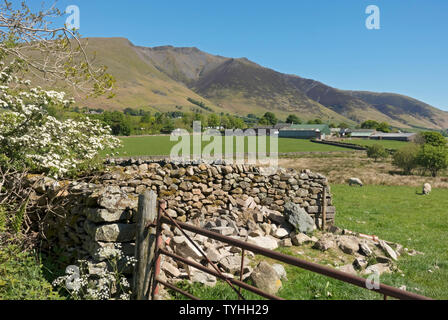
[[132, 191, 431, 301]]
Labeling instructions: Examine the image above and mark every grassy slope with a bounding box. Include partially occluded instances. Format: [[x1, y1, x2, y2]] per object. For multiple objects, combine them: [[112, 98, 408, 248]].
[[59, 38, 227, 114], [106, 136, 350, 157], [168, 185, 448, 300]]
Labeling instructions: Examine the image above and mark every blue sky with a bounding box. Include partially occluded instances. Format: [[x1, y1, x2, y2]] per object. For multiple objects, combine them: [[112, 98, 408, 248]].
[[33, 0, 448, 110]]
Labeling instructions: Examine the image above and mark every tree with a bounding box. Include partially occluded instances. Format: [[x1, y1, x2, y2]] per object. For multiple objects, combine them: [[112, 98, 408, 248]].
[[207, 114, 220, 128], [376, 122, 391, 133], [307, 119, 323, 124], [417, 131, 447, 147], [366, 144, 389, 162], [392, 143, 420, 175], [361, 120, 380, 129], [417, 145, 448, 177], [161, 120, 175, 134], [0, 1, 119, 177], [286, 115, 301, 124], [140, 113, 152, 124], [360, 120, 390, 132], [258, 112, 278, 126], [0, 1, 114, 97], [338, 123, 350, 129]]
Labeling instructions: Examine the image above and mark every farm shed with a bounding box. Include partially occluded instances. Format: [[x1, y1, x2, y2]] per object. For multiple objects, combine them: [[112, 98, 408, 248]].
[[279, 124, 331, 140], [370, 132, 417, 141], [348, 129, 376, 138], [253, 123, 292, 136]]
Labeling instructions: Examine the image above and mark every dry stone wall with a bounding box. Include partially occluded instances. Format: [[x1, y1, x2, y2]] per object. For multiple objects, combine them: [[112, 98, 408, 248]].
[[30, 159, 336, 275]]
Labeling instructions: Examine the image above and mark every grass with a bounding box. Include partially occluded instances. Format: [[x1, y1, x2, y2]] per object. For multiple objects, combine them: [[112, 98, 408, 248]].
[[339, 138, 408, 150], [332, 184, 448, 300], [0, 243, 63, 300], [167, 184, 448, 300], [104, 136, 351, 157]]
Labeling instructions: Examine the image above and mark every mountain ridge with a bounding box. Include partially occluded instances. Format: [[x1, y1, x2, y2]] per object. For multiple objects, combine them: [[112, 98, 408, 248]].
[[55, 37, 448, 129]]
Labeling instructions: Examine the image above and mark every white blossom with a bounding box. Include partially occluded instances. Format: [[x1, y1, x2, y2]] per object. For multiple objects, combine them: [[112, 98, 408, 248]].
[[0, 62, 121, 177]]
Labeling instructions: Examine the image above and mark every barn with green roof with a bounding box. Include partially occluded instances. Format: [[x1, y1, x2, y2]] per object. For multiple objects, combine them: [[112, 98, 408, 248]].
[[279, 124, 331, 140]]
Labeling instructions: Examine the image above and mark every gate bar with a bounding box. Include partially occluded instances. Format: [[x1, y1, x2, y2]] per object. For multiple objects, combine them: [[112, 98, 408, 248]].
[[156, 277, 200, 301], [158, 215, 431, 301], [159, 248, 284, 300]]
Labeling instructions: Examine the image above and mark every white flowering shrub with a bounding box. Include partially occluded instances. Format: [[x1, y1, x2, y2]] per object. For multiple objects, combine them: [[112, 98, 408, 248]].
[[52, 244, 136, 300], [0, 60, 121, 177]]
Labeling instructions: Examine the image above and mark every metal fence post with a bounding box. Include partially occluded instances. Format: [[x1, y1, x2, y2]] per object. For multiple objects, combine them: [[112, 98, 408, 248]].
[[132, 190, 157, 300]]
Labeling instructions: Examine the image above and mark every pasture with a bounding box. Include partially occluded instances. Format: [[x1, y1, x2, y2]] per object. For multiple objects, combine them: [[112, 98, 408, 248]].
[[339, 138, 408, 150], [105, 135, 350, 157]]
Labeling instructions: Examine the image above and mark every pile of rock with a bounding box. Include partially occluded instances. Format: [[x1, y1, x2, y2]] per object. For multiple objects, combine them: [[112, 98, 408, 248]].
[[156, 194, 320, 294], [314, 226, 423, 276]]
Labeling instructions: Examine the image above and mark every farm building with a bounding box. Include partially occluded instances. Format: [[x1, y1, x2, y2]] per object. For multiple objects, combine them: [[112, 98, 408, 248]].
[[348, 129, 376, 138], [253, 123, 292, 136], [279, 124, 331, 140], [370, 132, 417, 141]]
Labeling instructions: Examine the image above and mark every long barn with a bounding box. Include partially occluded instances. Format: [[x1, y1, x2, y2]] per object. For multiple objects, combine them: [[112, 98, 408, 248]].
[[279, 124, 331, 140]]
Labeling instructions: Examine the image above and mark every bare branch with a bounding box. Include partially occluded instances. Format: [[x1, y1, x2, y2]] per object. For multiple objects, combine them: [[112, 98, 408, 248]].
[[0, 0, 114, 97]]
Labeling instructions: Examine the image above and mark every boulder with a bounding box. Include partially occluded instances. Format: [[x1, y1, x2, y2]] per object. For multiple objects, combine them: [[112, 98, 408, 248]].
[[359, 242, 373, 256], [162, 262, 181, 278], [174, 237, 203, 261], [247, 236, 279, 250], [85, 208, 132, 223], [337, 236, 360, 255], [250, 261, 282, 295], [85, 222, 136, 242], [219, 255, 247, 274], [280, 238, 293, 247], [283, 202, 315, 234], [97, 190, 137, 211], [205, 247, 222, 262], [272, 264, 288, 281], [190, 269, 217, 287], [210, 227, 235, 236], [353, 257, 368, 270], [378, 240, 398, 261], [313, 238, 335, 251], [291, 233, 313, 246], [274, 228, 290, 239]]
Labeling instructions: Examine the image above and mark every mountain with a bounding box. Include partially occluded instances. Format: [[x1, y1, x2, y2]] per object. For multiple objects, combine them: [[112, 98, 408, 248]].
[[51, 37, 448, 129], [67, 38, 227, 114]]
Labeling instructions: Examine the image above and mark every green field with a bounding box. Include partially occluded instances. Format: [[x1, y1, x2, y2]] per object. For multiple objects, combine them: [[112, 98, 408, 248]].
[[105, 136, 351, 157], [168, 185, 448, 300], [333, 185, 448, 300], [339, 138, 408, 150]]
